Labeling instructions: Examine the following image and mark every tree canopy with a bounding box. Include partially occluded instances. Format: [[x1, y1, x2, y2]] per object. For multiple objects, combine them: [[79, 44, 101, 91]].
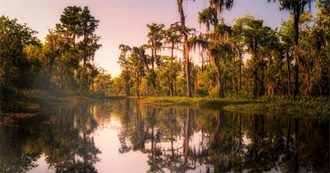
[[1, 1, 329, 99]]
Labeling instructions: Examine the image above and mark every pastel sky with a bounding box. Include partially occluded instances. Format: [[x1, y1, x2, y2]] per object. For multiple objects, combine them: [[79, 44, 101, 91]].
[[0, 0, 316, 77]]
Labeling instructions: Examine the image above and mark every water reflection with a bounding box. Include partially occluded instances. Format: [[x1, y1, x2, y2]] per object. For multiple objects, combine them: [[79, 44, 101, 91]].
[[43, 105, 100, 173], [0, 100, 102, 173], [0, 99, 328, 173]]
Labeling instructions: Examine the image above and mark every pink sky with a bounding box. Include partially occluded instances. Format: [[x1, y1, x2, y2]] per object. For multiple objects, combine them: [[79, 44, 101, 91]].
[[2, 0, 315, 77]]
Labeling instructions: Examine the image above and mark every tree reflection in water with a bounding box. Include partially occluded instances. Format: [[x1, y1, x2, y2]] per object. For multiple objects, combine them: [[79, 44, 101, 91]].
[[115, 99, 329, 173], [41, 103, 101, 173], [0, 99, 328, 172], [0, 101, 102, 173]]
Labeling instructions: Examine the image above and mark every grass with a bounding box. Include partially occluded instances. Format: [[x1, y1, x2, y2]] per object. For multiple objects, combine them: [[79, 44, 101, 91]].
[[138, 96, 203, 105], [139, 96, 330, 116]]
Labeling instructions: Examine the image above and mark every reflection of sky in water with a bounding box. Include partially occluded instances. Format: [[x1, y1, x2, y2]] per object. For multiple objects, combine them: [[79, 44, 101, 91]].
[[29, 118, 149, 173], [29, 155, 54, 173], [28, 116, 210, 172], [94, 119, 149, 172], [91, 118, 209, 172], [23, 100, 329, 173]]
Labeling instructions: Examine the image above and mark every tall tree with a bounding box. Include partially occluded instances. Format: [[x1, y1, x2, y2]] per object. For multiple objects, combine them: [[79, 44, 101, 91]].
[[233, 15, 276, 97], [164, 23, 182, 59], [279, 18, 295, 95], [232, 24, 245, 95], [43, 31, 64, 90], [146, 23, 164, 94], [164, 23, 182, 96], [129, 46, 148, 96], [118, 44, 132, 96], [194, 22, 233, 98], [176, 0, 193, 97], [56, 6, 82, 49], [313, 0, 330, 96], [79, 7, 101, 66], [177, 0, 234, 97], [56, 6, 101, 94], [194, 0, 235, 98], [147, 23, 165, 69], [268, 0, 316, 96]]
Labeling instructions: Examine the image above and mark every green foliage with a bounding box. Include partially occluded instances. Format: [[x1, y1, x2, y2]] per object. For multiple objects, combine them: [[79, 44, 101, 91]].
[[92, 69, 112, 96], [0, 16, 40, 88], [140, 96, 329, 116], [1, 7, 106, 113], [55, 6, 101, 94], [147, 23, 165, 68], [2, 2, 329, 114]]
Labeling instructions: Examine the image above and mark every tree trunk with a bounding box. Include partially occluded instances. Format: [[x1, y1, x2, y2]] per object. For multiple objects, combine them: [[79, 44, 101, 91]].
[[260, 57, 265, 96], [239, 52, 242, 95], [125, 82, 130, 96], [293, 8, 301, 96], [293, 55, 299, 96], [169, 81, 174, 96], [170, 46, 175, 97], [234, 51, 243, 95], [177, 0, 192, 97], [286, 48, 292, 95], [252, 48, 259, 97], [216, 65, 225, 98], [211, 54, 225, 98], [304, 67, 311, 96], [184, 43, 192, 97], [151, 45, 155, 70], [253, 66, 259, 98]]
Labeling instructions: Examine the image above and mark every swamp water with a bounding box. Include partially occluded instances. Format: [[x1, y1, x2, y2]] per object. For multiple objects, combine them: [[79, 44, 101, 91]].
[[0, 99, 328, 173]]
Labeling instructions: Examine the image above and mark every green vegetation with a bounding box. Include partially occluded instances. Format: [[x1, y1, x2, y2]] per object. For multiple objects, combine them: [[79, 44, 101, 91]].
[[1, 6, 113, 113], [1, 88, 65, 113], [1, 1, 329, 115], [139, 96, 330, 116], [114, 0, 329, 100], [0, 87, 125, 126], [2, 99, 328, 172]]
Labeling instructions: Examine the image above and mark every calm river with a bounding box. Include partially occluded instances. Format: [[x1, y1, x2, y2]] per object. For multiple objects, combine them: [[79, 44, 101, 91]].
[[0, 98, 328, 173]]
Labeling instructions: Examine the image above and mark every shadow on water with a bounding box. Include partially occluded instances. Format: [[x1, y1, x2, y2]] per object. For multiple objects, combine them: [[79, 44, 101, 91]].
[[0, 98, 328, 172], [0, 100, 102, 173], [114, 99, 329, 172]]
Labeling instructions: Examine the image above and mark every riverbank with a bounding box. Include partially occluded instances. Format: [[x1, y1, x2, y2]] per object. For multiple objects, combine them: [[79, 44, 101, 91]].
[[1, 88, 126, 113], [1, 89, 328, 126], [0, 88, 124, 125], [139, 96, 330, 117]]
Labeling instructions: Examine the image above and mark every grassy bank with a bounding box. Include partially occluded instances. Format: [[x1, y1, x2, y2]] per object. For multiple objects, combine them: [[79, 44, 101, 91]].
[[0, 88, 66, 125], [1, 88, 126, 113], [0, 88, 125, 125], [1, 88, 69, 114], [139, 96, 330, 116]]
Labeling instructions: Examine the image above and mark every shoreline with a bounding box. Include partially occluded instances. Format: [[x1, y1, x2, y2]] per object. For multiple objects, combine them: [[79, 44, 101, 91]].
[[1, 94, 328, 126], [138, 96, 330, 116]]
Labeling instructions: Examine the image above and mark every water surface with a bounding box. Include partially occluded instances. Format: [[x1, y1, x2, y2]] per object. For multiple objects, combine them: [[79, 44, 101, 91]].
[[0, 99, 328, 172]]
